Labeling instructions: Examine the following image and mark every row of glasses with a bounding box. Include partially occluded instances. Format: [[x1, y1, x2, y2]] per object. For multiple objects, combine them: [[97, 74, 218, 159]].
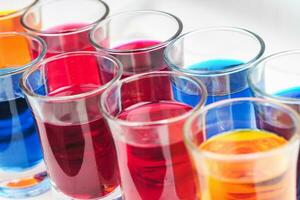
[[1, 0, 300, 199]]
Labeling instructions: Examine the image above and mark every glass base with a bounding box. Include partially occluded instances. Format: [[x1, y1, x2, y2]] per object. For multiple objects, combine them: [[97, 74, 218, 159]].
[[53, 186, 123, 200], [0, 172, 50, 198]]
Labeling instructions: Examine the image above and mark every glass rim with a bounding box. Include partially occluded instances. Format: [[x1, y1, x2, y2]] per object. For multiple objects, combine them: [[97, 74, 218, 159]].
[[0, 0, 38, 20], [20, 51, 123, 101], [0, 31, 47, 77], [164, 26, 265, 76], [89, 10, 183, 54], [248, 49, 300, 104], [184, 97, 300, 161], [100, 71, 207, 127], [21, 0, 109, 36]]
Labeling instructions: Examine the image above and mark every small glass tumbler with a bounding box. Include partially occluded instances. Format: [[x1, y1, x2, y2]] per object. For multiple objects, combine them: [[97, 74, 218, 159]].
[[248, 50, 300, 199], [164, 27, 265, 105], [20, 52, 123, 200], [0, 0, 37, 32], [184, 98, 300, 200], [100, 71, 207, 200], [21, 0, 109, 56], [0, 32, 49, 198], [90, 10, 183, 77]]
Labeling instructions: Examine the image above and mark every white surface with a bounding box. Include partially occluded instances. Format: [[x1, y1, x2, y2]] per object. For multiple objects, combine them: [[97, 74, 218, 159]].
[[1, 0, 299, 199]]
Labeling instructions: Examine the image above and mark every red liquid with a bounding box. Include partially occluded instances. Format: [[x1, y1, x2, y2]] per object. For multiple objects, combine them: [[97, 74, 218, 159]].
[[113, 40, 167, 78], [115, 101, 197, 200], [35, 85, 119, 199]]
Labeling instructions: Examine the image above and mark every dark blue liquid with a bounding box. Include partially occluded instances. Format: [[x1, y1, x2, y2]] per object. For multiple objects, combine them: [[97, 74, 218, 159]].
[[0, 96, 43, 171], [172, 59, 253, 138]]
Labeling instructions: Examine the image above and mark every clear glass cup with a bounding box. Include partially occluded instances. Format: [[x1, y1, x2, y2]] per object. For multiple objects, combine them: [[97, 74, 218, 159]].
[[21, 0, 109, 56], [0, 32, 49, 198], [0, 0, 37, 32], [184, 98, 300, 200], [90, 10, 183, 78], [20, 52, 123, 200], [248, 50, 300, 199], [100, 71, 207, 200], [164, 27, 265, 105]]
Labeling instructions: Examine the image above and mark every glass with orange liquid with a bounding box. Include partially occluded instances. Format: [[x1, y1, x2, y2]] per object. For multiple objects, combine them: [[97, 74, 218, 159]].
[[184, 98, 300, 200]]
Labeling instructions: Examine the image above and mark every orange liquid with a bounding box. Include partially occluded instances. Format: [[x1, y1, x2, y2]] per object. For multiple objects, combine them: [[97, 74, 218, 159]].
[[199, 130, 295, 200], [0, 10, 32, 69]]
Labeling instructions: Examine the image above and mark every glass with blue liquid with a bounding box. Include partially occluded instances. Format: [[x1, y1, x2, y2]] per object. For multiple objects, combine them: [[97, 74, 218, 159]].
[[164, 27, 265, 137], [248, 50, 300, 200], [0, 32, 49, 198]]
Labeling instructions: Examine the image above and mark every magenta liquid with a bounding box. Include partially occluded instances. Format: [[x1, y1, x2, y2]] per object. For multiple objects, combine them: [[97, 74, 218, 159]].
[[35, 85, 119, 199], [115, 101, 197, 200]]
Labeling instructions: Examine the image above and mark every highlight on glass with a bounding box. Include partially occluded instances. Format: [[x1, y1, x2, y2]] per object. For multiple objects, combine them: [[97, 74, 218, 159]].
[[184, 98, 300, 200], [90, 10, 183, 78], [0, 32, 48, 198], [164, 27, 265, 105], [0, 0, 37, 32], [100, 71, 207, 200], [21, 0, 109, 56], [248, 50, 300, 198], [20, 51, 123, 200]]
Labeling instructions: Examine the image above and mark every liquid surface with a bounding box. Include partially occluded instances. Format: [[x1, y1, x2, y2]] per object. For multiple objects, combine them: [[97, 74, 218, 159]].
[[198, 129, 293, 200], [113, 40, 166, 77], [35, 85, 119, 199], [276, 87, 300, 98], [115, 101, 197, 200]]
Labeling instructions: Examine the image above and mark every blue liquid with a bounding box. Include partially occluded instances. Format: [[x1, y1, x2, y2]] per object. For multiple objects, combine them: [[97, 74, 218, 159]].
[[276, 87, 300, 98], [0, 96, 43, 172], [172, 59, 253, 138]]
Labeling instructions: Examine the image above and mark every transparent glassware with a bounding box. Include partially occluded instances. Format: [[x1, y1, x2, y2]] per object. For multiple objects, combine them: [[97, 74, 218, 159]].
[[20, 52, 123, 200], [0, 32, 49, 198], [248, 50, 300, 199], [90, 10, 183, 77], [100, 71, 207, 200], [21, 0, 109, 56], [184, 98, 300, 200]]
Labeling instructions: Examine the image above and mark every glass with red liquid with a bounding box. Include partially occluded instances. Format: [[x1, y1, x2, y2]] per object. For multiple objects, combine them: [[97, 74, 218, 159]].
[[100, 71, 207, 200], [90, 10, 183, 78], [21, 0, 109, 56], [20, 52, 123, 200]]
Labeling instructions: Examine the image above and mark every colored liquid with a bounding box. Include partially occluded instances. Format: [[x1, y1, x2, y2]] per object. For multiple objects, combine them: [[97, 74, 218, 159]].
[[199, 129, 293, 200], [116, 101, 197, 200], [276, 87, 300, 98], [173, 59, 250, 106], [113, 40, 166, 77], [0, 11, 43, 173], [35, 85, 119, 199], [0, 97, 43, 171]]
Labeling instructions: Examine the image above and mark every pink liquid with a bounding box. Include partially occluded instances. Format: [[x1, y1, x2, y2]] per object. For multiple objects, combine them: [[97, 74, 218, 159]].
[[115, 101, 197, 200], [35, 85, 119, 199]]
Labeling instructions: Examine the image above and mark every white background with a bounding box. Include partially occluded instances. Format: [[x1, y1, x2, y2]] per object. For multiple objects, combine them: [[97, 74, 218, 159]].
[[1, 0, 300, 199]]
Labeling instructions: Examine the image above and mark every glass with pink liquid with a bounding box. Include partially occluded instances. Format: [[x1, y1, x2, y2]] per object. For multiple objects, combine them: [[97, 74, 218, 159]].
[[90, 10, 183, 78], [20, 52, 122, 200], [21, 0, 109, 56], [100, 71, 207, 200]]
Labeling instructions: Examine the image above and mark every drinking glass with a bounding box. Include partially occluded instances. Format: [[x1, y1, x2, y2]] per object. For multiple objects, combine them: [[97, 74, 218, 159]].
[[184, 98, 300, 200], [20, 52, 123, 200], [0, 0, 37, 32], [248, 50, 300, 199], [21, 0, 109, 57], [90, 10, 183, 77], [100, 71, 207, 200], [0, 32, 49, 198], [164, 27, 265, 105]]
